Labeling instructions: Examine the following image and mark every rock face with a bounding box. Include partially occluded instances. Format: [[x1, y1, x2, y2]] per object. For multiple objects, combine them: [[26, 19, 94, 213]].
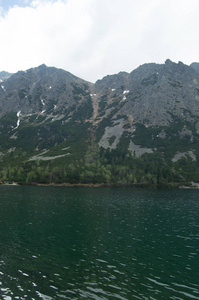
[[0, 64, 91, 117], [1, 59, 199, 186], [190, 62, 199, 74], [94, 60, 199, 127], [1, 60, 199, 125]]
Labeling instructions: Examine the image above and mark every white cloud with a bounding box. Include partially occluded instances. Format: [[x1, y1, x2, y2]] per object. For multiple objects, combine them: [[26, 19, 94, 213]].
[[0, 0, 199, 82]]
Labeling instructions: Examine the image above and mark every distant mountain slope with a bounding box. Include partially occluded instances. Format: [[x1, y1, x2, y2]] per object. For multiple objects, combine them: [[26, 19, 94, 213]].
[[1, 60, 199, 187], [190, 62, 199, 74], [0, 71, 13, 81], [0, 64, 91, 117]]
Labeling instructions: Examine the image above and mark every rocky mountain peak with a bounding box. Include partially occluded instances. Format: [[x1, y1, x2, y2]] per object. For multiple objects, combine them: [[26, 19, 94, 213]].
[[0, 64, 91, 117], [91, 60, 199, 127], [95, 71, 129, 93], [0, 71, 13, 81]]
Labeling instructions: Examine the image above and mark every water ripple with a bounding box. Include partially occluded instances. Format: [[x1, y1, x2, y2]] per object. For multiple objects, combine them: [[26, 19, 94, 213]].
[[0, 187, 199, 299]]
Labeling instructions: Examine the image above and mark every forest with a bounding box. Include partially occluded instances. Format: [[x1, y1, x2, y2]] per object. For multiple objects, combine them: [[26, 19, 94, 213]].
[[1, 144, 198, 188]]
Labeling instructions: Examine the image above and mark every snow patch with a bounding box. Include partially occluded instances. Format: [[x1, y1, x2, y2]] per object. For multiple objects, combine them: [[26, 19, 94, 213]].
[[41, 99, 45, 106], [123, 90, 129, 94], [1, 85, 6, 92], [111, 88, 115, 91], [12, 111, 21, 129], [41, 110, 46, 114]]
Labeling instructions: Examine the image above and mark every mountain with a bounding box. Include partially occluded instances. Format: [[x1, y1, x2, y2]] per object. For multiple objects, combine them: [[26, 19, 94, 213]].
[[0, 71, 13, 81], [190, 62, 199, 74], [0, 64, 91, 117], [1, 60, 199, 187]]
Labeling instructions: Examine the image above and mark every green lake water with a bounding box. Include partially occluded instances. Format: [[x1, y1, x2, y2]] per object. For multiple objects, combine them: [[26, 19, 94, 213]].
[[0, 186, 199, 299]]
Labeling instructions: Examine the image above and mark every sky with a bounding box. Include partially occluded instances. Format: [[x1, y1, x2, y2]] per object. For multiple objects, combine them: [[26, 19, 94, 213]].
[[0, 0, 199, 82]]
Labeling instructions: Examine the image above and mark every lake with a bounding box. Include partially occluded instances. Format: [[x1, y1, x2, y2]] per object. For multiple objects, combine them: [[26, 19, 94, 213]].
[[0, 186, 199, 299]]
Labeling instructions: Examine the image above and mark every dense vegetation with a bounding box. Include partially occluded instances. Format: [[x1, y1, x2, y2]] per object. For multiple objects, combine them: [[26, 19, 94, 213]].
[[0, 112, 199, 188], [1, 143, 199, 188]]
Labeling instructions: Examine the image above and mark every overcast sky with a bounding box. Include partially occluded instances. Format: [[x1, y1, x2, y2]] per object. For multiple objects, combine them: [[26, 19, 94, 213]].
[[0, 0, 199, 82]]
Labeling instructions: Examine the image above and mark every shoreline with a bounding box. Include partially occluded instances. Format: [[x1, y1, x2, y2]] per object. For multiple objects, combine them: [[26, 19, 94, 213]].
[[1, 181, 199, 189], [36, 183, 107, 187]]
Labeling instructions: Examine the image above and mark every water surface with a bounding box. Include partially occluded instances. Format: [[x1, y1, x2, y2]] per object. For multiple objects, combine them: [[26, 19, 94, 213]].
[[0, 186, 199, 299]]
